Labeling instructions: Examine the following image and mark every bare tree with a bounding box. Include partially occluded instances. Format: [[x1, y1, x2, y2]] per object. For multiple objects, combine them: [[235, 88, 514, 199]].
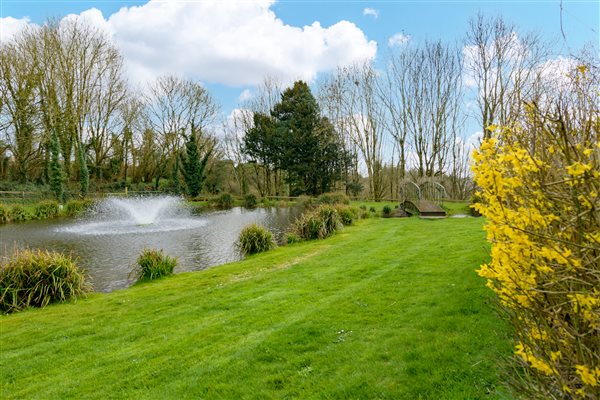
[[145, 75, 220, 188], [0, 28, 43, 182], [387, 41, 463, 179], [321, 62, 387, 200], [465, 13, 548, 139]]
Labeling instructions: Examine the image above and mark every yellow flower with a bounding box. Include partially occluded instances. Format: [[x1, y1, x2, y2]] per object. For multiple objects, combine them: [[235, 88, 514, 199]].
[[566, 162, 592, 177], [576, 365, 600, 386]]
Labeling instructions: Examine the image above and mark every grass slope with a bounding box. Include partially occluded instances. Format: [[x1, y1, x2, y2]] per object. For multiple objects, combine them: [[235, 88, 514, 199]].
[[0, 217, 511, 399]]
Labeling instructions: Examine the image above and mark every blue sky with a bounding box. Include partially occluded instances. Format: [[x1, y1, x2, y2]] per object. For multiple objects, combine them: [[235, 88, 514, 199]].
[[1, 0, 598, 136]]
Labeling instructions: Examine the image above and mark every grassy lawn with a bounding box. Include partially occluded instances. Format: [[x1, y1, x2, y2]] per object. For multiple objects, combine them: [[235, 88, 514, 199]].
[[0, 217, 511, 399]]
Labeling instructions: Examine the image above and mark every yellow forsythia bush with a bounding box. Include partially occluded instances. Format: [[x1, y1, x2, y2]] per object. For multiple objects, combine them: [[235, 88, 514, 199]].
[[472, 68, 599, 398]]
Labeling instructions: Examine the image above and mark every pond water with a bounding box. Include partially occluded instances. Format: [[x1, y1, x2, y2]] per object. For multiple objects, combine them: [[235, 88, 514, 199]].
[[0, 197, 300, 292]]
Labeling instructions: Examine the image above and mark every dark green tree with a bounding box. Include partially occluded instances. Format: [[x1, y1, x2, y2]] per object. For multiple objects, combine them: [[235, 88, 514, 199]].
[[243, 112, 276, 195], [270, 81, 346, 195], [181, 129, 213, 197], [49, 129, 64, 202]]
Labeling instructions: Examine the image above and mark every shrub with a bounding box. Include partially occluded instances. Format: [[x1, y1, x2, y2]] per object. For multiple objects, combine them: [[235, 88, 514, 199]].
[[134, 249, 177, 282], [9, 205, 30, 222], [238, 224, 276, 255], [318, 192, 350, 205], [0, 204, 8, 224], [296, 195, 315, 210], [286, 232, 302, 244], [359, 210, 370, 219], [65, 199, 93, 217], [472, 68, 599, 399], [33, 200, 59, 220], [217, 193, 233, 209], [0, 249, 89, 313], [335, 205, 357, 226], [368, 206, 376, 213], [243, 193, 258, 209], [291, 205, 342, 240], [382, 205, 392, 217], [469, 193, 483, 217], [359, 204, 367, 211]]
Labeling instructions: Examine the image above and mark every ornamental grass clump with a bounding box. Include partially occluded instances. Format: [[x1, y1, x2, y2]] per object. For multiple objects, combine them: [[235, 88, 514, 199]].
[[334, 205, 357, 226], [33, 200, 59, 220], [471, 66, 599, 398], [134, 249, 177, 282], [382, 205, 392, 218], [217, 193, 233, 209], [243, 193, 258, 209], [291, 205, 342, 240], [238, 224, 276, 255], [65, 199, 93, 217], [0, 249, 89, 313]]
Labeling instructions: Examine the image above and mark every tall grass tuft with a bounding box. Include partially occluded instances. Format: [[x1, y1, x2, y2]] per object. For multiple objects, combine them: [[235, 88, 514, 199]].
[[0, 249, 89, 313], [33, 200, 60, 220], [334, 205, 358, 226], [65, 199, 94, 217], [217, 193, 233, 209], [291, 204, 342, 240], [238, 224, 276, 255], [382, 205, 392, 217], [243, 193, 257, 209], [134, 249, 177, 282]]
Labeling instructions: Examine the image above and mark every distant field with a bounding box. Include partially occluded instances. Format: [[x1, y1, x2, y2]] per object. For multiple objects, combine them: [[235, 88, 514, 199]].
[[0, 216, 511, 399]]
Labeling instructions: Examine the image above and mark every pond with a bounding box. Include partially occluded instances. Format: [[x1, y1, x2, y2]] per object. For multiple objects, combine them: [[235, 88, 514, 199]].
[[0, 197, 301, 292]]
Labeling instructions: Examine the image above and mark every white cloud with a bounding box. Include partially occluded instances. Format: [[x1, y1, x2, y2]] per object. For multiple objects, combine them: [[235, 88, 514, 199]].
[[1, 1, 377, 87], [363, 8, 379, 19], [0, 16, 33, 42], [110, 0, 376, 86], [237, 89, 253, 103], [388, 32, 410, 47]]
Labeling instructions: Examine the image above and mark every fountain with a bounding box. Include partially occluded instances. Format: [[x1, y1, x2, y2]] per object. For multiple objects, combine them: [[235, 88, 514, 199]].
[[56, 196, 207, 235]]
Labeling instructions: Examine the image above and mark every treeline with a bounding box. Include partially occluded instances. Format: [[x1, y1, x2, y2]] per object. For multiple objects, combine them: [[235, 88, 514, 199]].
[[0, 14, 596, 200]]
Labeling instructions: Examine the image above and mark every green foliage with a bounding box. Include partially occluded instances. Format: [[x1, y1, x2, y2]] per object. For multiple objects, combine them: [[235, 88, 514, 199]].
[[317, 192, 350, 205], [0, 204, 8, 224], [334, 205, 358, 226], [237, 224, 276, 255], [181, 129, 213, 198], [0, 249, 89, 313], [9, 205, 30, 222], [33, 200, 59, 220], [369, 206, 376, 213], [382, 205, 392, 217], [217, 193, 233, 209], [49, 129, 64, 202], [359, 204, 367, 211], [78, 143, 89, 197], [285, 232, 302, 244], [243, 193, 258, 209], [291, 205, 342, 240], [134, 249, 177, 282], [65, 200, 93, 217], [469, 193, 482, 217], [296, 195, 315, 210]]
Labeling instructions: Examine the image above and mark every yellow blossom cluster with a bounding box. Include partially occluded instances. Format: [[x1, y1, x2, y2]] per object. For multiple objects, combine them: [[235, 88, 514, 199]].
[[472, 113, 599, 398]]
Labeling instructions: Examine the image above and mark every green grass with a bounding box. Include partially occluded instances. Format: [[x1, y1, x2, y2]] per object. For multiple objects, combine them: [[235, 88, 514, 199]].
[[0, 217, 511, 399], [443, 200, 471, 216], [350, 200, 398, 213]]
